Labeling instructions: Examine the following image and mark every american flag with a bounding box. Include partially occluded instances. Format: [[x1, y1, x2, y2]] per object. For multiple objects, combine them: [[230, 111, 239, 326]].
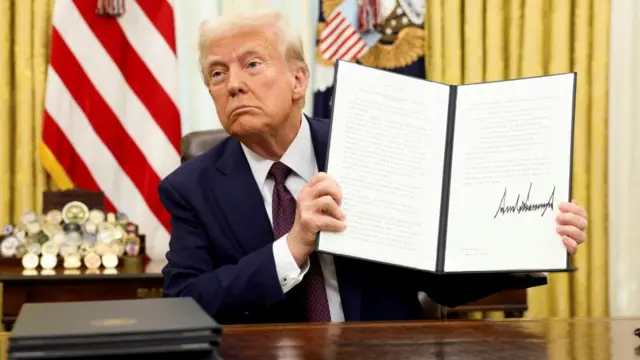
[[319, 0, 380, 62], [40, 0, 180, 261]]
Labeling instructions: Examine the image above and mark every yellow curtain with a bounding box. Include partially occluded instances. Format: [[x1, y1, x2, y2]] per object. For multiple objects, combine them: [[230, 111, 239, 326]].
[[425, 0, 609, 319], [0, 0, 56, 227]]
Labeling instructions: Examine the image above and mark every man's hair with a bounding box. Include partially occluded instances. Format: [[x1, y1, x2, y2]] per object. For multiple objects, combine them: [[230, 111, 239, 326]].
[[198, 11, 309, 86]]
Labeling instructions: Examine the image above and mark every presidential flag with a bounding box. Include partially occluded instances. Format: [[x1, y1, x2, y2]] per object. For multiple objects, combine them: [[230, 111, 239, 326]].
[[313, 0, 427, 119], [40, 0, 180, 261], [317, 0, 381, 63]]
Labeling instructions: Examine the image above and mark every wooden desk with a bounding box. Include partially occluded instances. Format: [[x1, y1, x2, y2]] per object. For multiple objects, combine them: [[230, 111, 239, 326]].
[[0, 318, 637, 359], [445, 289, 527, 317], [0, 261, 165, 330], [217, 317, 640, 359]]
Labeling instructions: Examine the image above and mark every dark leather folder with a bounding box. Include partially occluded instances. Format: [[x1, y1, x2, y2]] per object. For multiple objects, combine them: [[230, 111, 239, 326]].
[[8, 297, 221, 359]]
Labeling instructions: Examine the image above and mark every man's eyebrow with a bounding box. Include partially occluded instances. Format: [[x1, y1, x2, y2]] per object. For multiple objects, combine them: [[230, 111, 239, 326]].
[[236, 44, 268, 58], [203, 44, 268, 71], [204, 55, 223, 72]]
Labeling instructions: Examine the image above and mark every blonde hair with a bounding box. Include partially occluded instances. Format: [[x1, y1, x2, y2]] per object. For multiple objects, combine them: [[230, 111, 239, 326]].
[[198, 11, 309, 86]]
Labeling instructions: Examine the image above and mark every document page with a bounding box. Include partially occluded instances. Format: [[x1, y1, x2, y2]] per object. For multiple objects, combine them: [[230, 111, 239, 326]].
[[317, 61, 450, 271], [444, 74, 575, 272]]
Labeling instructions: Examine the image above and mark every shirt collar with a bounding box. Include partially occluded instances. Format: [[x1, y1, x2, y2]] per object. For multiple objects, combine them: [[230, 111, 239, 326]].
[[241, 114, 316, 186]]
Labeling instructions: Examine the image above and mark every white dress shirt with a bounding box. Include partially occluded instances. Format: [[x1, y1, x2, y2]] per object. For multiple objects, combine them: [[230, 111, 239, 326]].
[[240, 116, 346, 322]]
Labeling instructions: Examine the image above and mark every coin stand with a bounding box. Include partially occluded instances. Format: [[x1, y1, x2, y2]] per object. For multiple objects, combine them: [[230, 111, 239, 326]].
[[0, 190, 148, 272]]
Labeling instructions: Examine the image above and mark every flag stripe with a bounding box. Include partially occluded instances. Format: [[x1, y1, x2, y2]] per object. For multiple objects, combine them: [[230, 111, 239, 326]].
[[329, 32, 358, 59], [41, 111, 117, 213], [319, 10, 370, 62], [49, 28, 170, 232], [350, 42, 368, 60], [117, 0, 179, 106], [326, 27, 357, 59], [326, 10, 339, 23], [44, 66, 169, 259], [335, 35, 364, 60], [319, 4, 377, 63], [338, 32, 360, 53], [73, 0, 181, 152], [55, 1, 180, 179], [320, 19, 349, 52], [320, 16, 346, 43], [135, 0, 176, 53]]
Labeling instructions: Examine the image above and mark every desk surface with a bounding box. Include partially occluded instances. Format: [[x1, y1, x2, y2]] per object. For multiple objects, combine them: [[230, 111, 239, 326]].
[[0, 317, 637, 359], [219, 317, 639, 360]]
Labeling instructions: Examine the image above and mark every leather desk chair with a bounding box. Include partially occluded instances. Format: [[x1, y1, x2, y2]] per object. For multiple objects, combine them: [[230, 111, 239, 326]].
[[180, 129, 229, 163]]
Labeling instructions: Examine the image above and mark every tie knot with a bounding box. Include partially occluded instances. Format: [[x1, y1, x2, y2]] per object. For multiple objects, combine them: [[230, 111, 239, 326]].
[[268, 162, 292, 185]]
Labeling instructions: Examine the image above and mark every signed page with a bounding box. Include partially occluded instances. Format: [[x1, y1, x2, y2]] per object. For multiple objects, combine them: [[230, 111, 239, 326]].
[[317, 60, 450, 271], [443, 74, 575, 272]]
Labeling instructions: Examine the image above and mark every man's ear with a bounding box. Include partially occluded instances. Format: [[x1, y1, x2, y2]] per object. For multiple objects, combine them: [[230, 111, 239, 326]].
[[291, 66, 309, 102]]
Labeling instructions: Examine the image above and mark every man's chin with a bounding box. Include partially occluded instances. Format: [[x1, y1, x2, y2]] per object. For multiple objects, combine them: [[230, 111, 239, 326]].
[[227, 119, 265, 138]]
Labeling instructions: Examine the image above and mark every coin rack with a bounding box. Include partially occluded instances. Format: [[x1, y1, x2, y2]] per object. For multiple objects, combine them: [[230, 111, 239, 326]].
[[0, 189, 147, 272]]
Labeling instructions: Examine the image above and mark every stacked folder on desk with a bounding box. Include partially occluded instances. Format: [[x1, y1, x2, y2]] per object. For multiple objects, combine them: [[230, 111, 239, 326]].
[[8, 297, 221, 359]]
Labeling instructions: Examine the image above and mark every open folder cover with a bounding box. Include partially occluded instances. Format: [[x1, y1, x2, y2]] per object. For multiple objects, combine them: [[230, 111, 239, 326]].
[[316, 60, 576, 275], [9, 297, 221, 359]]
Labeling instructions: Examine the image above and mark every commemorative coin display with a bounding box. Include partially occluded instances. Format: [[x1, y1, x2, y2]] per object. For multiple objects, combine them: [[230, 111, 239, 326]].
[[1, 201, 143, 272]]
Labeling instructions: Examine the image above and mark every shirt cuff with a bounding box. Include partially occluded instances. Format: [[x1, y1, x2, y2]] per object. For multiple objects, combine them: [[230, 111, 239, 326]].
[[272, 234, 310, 293]]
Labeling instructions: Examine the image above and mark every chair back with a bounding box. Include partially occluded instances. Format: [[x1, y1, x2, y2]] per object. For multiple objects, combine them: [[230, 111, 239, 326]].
[[180, 129, 228, 163]]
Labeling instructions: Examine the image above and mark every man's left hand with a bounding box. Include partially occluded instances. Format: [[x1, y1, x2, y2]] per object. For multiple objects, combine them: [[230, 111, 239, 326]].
[[556, 200, 588, 255]]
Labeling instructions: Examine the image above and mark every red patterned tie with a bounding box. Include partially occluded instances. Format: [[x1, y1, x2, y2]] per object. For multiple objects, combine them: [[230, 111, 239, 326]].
[[269, 162, 331, 322]]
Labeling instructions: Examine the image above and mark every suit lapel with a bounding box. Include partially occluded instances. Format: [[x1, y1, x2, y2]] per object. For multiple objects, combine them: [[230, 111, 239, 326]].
[[308, 116, 363, 321], [307, 116, 328, 173], [209, 140, 274, 254]]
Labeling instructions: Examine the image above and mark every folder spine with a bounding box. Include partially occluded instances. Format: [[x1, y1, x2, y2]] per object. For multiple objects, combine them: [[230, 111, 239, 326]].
[[566, 72, 577, 269], [435, 85, 458, 273], [316, 60, 342, 251]]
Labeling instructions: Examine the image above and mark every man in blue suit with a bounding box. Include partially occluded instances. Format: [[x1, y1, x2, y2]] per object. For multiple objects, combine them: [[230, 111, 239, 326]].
[[159, 11, 588, 325]]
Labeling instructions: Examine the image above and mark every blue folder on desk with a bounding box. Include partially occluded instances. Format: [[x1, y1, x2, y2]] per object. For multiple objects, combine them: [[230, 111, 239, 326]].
[[8, 297, 221, 359]]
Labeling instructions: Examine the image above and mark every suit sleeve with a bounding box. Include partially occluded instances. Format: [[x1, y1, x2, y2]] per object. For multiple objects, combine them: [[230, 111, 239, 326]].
[[159, 179, 286, 321], [417, 272, 547, 308]]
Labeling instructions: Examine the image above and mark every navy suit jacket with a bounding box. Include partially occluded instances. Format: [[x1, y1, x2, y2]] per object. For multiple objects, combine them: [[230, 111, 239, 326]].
[[159, 116, 547, 324]]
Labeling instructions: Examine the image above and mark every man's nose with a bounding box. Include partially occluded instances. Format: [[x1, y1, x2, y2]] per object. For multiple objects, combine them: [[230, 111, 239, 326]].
[[226, 70, 248, 97]]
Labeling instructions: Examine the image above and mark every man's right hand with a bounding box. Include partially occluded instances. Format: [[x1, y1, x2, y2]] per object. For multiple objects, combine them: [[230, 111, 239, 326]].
[[287, 172, 346, 266]]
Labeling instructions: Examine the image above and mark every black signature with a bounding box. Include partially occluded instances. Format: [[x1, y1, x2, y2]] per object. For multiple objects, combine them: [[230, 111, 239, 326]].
[[494, 182, 555, 218]]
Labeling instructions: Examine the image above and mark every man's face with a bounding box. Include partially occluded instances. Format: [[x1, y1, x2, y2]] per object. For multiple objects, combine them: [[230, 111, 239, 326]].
[[203, 27, 306, 137]]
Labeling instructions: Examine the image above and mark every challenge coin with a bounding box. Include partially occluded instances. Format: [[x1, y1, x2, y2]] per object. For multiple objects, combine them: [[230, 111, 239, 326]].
[[20, 211, 37, 225], [40, 254, 57, 269], [102, 253, 118, 269], [21, 253, 39, 269], [41, 240, 59, 256], [45, 209, 63, 224], [63, 254, 82, 269], [83, 252, 101, 269], [88, 209, 105, 224], [61, 201, 89, 224], [0, 236, 19, 257]]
